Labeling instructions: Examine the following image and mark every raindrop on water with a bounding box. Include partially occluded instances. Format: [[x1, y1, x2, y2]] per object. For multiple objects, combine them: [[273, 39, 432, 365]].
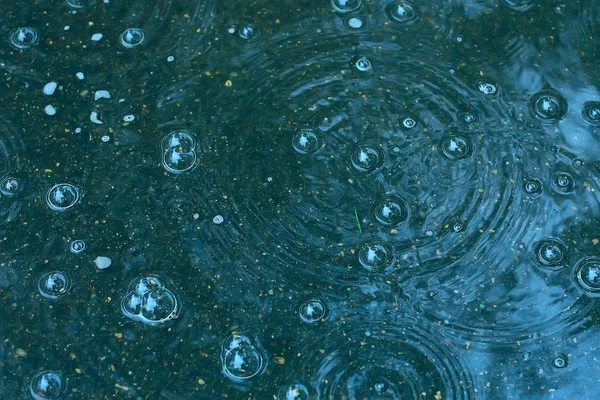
[[581, 101, 600, 126], [550, 171, 575, 195], [46, 183, 81, 212], [38, 271, 71, 300], [299, 299, 327, 324], [119, 28, 147, 48], [221, 333, 266, 382], [358, 241, 395, 272], [10, 27, 40, 50], [292, 129, 324, 155], [30, 370, 67, 400], [331, 0, 362, 14], [530, 89, 569, 123]]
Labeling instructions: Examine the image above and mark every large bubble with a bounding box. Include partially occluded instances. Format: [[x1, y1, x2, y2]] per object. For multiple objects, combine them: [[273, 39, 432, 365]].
[[38, 271, 71, 300], [10, 27, 40, 50], [221, 333, 267, 382], [46, 183, 81, 212], [529, 89, 568, 123], [30, 370, 67, 400], [120, 275, 180, 326], [160, 131, 197, 174]]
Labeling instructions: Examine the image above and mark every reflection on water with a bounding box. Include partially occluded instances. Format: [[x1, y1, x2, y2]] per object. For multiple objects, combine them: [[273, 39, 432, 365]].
[[1, 0, 600, 398]]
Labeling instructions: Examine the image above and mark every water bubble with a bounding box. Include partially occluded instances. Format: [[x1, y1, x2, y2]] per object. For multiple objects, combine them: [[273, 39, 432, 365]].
[[278, 383, 310, 400], [213, 214, 224, 224], [350, 146, 384, 173], [299, 299, 327, 324], [572, 158, 584, 169], [550, 171, 575, 195], [10, 27, 40, 50], [529, 90, 568, 123], [46, 184, 81, 212], [438, 134, 473, 161], [398, 116, 422, 135], [573, 257, 600, 296], [373, 197, 408, 226], [358, 241, 394, 272], [581, 101, 600, 126], [451, 220, 465, 233], [238, 23, 260, 40], [69, 240, 86, 255], [458, 111, 480, 130], [552, 354, 569, 369], [30, 370, 67, 400], [38, 271, 71, 300], [476, 81, 499, 97], [354, 56, 372, 72], [0, 176, 22, 196], [119, 28, 147, 48], [162, 130, 196, 152], [292, 129, 324, 155], [65, 0, 95, 8], [331, 0, 362, 14], [162, 147, 197, 174], [221, 333, 267, 382], [534, 239, 567, 268], [386, 1, 418, 24], [121, 275, 180, 326]]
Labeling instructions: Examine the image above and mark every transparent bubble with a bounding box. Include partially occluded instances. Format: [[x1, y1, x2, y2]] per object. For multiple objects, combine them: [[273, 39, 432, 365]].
[[278, 383, 310, 400], [534, 239, 566, 268], [386, 1, 418, 23], [299, 299, 327, 324], [572, 158, 584, 169], [581, 101, 600, 126], [38, 271, 71, 300], [373, 197, 408, 226], [354, 56, 372, 72], [0, 176, 22, 196], [238, 23, 260, 40], [119, 28, 147, 48], [292, 129, 324, 155], [121, 275, 180, 326], [522, 177, 543, 198], [552, 354, 569, 369], [65, 0, 95, 9], [476, 81, 498, 97], [438, 134, 473, 161], [350, 146, 384, 173], [573, 257, 600, 296], [46, 183, 81, 212], [358, 241, 394, 272], [530, 90, 568, 123], [10, 27, 40, 50], [331, 0, 362, 14], [451, 220, 465, 233], [503, 0, 535, 11], [221, 334, 266, 382], [162, 147, 197, 174], [30, 370, 67, 400], [458, 111, 480, 130], [550, 171, 575, 194], [69, 239, 86, 255]]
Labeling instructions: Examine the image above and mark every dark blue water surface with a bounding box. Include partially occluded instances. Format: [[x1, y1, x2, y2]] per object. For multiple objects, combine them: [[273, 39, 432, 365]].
[[1, 0, 600, 398]]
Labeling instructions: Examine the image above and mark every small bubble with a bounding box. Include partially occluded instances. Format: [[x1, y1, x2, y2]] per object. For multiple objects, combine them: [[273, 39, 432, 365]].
[[167, 56, 174, 62], [456, 36, 463, 42], [213, 215, 224, 224], [10, 27, 40, 50], [299, 299, 327, 324], [522, 177, 543, 198], [551, 171, 575, 195], [438, 133, 473, 161], [121, 275, 180, 326], [267, 177, 273, 182], [373, 196, 408, 226], [221, 334, 266, 382], [552, 354, 568, 369], [573, 257, 600, 296], [101, 135, 110, 142], [350, 146, 384, 173], [348, 17, 363, 29], [386, 1, 418, 23], [476, 81, 498, 97], [292, 128, 324, 155], [530, 89, 568, 123], [358, 241, 395, 272], [458, 111, 480, 129], [38, 271, 71, 300], [46, 183, 81, 212], [70, 239, 86, 254], [451, 220, 465, 233], [30, 370, 67, 400], [119, 28, 147, 48], [534, 239, 567, 268], [277, 383, 310, 400], [123, 114, 135, 122], [331, 0, 362, 14], [572, 158, 584, 169], [354, 56, 372, 72], [238, 23, 260, 40], [0, 176, 22, 196], [581, 101, 600, 126]]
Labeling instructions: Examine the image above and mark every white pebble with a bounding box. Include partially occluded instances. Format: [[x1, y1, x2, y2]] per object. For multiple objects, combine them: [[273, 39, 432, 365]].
[[44, 105, 56, 116], [91, 33, 104, 41], [94, 90, 111, 101], [213, 215, 224, 224], [43, 82, 58, 95], [90, 111, 103, 124], [94, 256, 112, 269], [123, 114, 135, 122], [76, 72, 85, 80]]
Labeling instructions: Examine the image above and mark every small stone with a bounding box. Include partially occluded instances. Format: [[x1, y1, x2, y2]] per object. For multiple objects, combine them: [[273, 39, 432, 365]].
[[94, 256, 112, 269]]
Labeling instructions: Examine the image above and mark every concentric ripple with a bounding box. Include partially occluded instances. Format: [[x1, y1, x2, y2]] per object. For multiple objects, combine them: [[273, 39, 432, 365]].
[[573, 257, 600, 297], [529, 89, 569, 123], [581, 101, 600, 126]]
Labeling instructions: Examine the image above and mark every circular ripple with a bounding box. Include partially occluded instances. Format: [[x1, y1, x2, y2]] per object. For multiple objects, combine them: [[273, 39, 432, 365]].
[[529, 89, 569, 123], [552, 354, 569, 369], [476, 80, 499, 97], [30, 370, 67, 400], [522, 177, 543, 198], [358, 241, 395, 272], [573, 257, 600, 297], [119, 28, 147, 48], [10, 27, 40, 50], [551, 171, 575, 195], [292, 128, 324, 155], [581, 101, 600, 126], [299, 298, 328, 324], [121, 275, 180, 326], [221, 333, 267, 382], [331, 0, 362, 14], [353, 56, 373, 73], [458, 110, 481, 130], [0, 176, 22, 196], [238, 23, 261, 40], [534, 238, 567, 269], [38, 271, 71, 300], [438, 133, 473, 161], [46, 183, 81, 212], [386, 1, 418, 24], [277, 383, 310, 400], [372, 196, 408, 226], [350, 146, 384, 173], [69, 239, 86, 255]]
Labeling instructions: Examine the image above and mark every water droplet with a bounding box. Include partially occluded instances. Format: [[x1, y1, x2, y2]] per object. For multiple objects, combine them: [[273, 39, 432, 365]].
[[10, 27, 40, 50], [278, 383, 310, 400], [238, 23, 260, 40], [299, 299, 327, 324], [38, 271, 71, 300], [534, 239, 566, 268], [581, 101, 600, 126], [119, 28, 147, 48], [46, 183, 81, 212], [350, 146, 384, 173], [331, 0, 362, 14], [292, 129, 324, 155], [438, 134, 473, 161], [0, 176, 22, 196], [476, 81, 499, 97], [552, 354, 569, 369], [221, 334, 266, 382], [373, 197, 408, 226], [573, 257, 600, 296], [386, 1, 418, 23], [70, 240, 86, 254], [550, 171, 575, 195], [358, 241, 395, 272], [354, 56, 372, 72], [530, 90, 568, 123], [30, 370, 67, 400]]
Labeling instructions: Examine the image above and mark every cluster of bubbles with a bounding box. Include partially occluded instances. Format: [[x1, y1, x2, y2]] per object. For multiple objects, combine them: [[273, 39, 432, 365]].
[[30, 370, 67, 400], [38, 271, 71, 300], [160, 131, 197, 174], [221, 333, 267, 382], [120, 275, 180, 326], [45, 183, 81, 212]]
